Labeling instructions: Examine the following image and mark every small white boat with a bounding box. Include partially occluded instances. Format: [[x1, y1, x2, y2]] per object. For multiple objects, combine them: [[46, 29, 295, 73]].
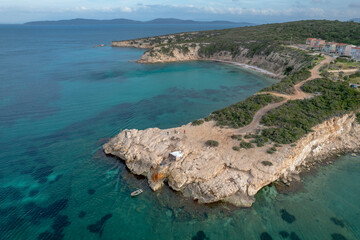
[[131, 189, 143, 197]]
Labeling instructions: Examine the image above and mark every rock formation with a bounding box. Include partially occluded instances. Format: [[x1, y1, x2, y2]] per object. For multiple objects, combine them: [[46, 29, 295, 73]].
[[111, 36, 309, 78], [103, 113, 360, 207]]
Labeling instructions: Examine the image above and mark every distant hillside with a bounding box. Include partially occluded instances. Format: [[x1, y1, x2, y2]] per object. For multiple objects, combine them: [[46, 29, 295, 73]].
[[24, 18, 254, 26], [350, 18, 360, 23]]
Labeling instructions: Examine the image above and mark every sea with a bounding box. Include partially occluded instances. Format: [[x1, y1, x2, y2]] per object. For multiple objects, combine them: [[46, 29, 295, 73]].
[[0, 24, 359, 240]]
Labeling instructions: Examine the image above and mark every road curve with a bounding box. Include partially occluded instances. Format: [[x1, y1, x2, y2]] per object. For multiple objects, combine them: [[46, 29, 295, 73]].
[[237, 55, 333, 134]]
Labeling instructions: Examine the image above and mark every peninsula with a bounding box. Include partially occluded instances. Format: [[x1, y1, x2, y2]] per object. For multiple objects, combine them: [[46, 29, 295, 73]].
[[104, 20, 360, 207]]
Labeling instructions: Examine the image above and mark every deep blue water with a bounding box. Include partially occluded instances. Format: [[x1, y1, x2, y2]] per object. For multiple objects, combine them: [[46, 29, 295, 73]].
[[0, 24, 359, 240]]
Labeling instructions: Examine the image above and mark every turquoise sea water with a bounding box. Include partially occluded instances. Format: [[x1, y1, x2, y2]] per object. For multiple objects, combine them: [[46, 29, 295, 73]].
[[0, 24, 359, 240]]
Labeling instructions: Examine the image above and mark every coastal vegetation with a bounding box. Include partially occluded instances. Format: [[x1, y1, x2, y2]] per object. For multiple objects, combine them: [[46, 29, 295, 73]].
[[261, 79, 360, 144], [261, 161, 273, 166], [230, 134, 242, 140], [191, 119, 204, 126], [244, 134, 269, 147], [209, 94, 283, 128], [232, 146, 240, 151], [260, 69, 311, 94], [239, 141, 254, 149], [205, 140, 219, 147]]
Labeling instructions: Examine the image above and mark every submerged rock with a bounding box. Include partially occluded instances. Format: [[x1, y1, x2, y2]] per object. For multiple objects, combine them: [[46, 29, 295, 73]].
[[87, 214, 112, 237], [280, 209, 296, 224]]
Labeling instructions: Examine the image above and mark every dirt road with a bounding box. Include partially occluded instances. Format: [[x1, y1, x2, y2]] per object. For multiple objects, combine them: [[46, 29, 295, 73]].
[[237, 55, 333, 134]]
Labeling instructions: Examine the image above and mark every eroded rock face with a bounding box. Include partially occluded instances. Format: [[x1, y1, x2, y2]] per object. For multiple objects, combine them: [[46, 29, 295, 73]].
[[111, 37, 308, 78], [137, 44, 201, 63], [103, 114, 360, 207]]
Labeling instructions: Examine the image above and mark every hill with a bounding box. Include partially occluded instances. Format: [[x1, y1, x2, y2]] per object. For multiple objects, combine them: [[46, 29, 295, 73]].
[[24, 18, 254, 26]]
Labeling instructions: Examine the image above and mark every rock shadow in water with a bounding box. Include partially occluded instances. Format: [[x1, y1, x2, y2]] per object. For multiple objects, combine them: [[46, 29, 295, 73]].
[[87, 214, 112, 237], [192, 231, 209, 240], [290, 232, 301, 240], [280, 209, 296, 224], [78, 211, 86, 219], [24, 198, 69, 224], [87, 189, 95, 195], [331, 233, 347, 240], [330, 217, 345, 228], [260, 232, 273, 240], [279, 231, 289, 238], [0, 186, 25, 202], [31, 165, 54, 182], [29, 189, 39, 197]]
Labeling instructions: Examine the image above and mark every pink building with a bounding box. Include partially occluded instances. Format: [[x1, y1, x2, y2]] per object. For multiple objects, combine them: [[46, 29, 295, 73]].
[[344, 45, 356, 56], [306, 38, 317, 46]]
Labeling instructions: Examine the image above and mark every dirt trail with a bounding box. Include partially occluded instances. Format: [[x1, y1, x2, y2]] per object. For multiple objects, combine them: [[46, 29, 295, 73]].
[[237, 55, 333, 134]]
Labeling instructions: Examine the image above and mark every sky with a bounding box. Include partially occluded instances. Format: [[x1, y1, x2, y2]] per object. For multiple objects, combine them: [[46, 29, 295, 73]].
[[0, 0, 359, 24]]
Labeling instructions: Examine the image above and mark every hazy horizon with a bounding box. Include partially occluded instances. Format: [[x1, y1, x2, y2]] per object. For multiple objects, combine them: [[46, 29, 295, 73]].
[[0, 0, 359, 24]]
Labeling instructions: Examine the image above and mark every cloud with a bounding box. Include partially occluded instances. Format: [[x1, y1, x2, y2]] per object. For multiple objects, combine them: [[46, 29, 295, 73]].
[[349, 3, 360, 8], [312, 0, 331, 3]]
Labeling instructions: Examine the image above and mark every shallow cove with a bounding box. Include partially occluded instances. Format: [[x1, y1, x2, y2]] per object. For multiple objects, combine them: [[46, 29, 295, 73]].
[[0, 25, 359, 240]]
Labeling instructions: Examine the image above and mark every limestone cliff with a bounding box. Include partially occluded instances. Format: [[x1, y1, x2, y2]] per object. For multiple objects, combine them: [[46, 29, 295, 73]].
[[103, 113, 360, 207], [111, 35, 310, 78]]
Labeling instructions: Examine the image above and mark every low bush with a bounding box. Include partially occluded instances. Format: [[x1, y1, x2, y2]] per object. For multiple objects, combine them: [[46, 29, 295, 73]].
[[244, 134, 269, 147], [356, 113, 360, 124], [232, 146, 240, 151], [239, 141, 254, 149], [231, 135, 242, 141], [261, 161, 273, 166], [192, 119, 204, 126], [205, 140, 219, 147]]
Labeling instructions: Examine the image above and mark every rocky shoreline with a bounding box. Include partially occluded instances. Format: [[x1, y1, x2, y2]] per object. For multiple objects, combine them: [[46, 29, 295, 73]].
[[111, 37, 307, 78], [104, 114, 360, 207]]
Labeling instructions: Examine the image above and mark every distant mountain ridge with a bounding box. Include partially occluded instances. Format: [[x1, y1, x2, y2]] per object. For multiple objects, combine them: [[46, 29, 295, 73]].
[[350, 18, 360, 23], [24, 18, 254, 26]]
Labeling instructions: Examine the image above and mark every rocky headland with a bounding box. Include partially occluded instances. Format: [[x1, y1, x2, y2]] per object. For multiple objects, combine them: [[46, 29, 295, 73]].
[[104, 113, 360, 207], [107, 22, 360, 207]]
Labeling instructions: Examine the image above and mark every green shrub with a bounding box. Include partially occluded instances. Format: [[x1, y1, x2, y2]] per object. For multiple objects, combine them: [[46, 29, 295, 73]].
[[209, 94, 283, 128], [204, 116, 212, 122], [232, 146, 240, 151], [244, 133, 256, 139], [231, 135, 242, 140], [266, 149, 276, 154], [192, 119, 204, 126], [261, 161, 273, 166], [356, 113, 360, 124], [261, 79, 360, 144], [261, 69, 312, 94], [243, 134, 268, 147], [239, 141, 254, 149], [205, 140, 219, 147]]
